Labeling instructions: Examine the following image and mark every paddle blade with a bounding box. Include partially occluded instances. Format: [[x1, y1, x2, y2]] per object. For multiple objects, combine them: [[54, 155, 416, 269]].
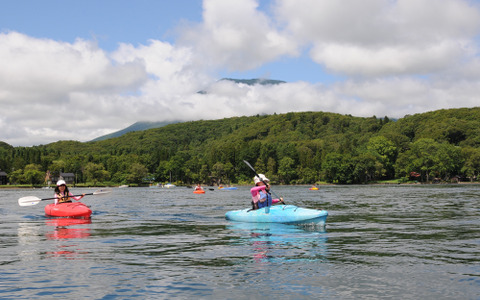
[[18, 196, 42, 207], [93, 188, 112, 196], [243, 160, 255, 172]]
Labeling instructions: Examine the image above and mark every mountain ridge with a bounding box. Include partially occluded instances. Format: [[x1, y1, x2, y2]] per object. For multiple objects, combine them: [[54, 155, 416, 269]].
[[91, 121, 178, 142]]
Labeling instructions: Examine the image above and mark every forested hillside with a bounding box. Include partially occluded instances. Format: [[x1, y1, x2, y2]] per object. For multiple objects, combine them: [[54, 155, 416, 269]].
[[1, 107, 480, 186]]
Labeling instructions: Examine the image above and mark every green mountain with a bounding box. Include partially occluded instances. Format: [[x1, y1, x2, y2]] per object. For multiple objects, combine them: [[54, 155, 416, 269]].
[[2, 107, 480, 186], [90, 121, 178, 142]]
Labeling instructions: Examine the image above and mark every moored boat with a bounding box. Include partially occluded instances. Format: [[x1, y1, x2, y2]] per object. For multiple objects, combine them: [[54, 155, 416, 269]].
[[44, 202, 92, 218], [225, 205, 327, 225]]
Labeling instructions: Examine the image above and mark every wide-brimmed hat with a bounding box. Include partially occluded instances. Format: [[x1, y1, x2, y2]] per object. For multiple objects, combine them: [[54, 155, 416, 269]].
[[254, 174, 269, 185]]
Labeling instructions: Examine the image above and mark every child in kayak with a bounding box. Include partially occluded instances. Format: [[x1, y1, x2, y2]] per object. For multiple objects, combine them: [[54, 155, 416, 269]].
[[54, 180, 85, 205], [250, 174, 284, 210]]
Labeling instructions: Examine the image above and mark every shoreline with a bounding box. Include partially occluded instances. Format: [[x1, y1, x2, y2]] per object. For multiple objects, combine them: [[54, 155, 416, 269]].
[[2, 181, 480, 189]]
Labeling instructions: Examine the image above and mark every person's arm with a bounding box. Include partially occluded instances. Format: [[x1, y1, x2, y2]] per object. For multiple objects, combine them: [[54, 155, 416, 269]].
[[250, 185, 266, 205], [70, 192, 85, 201], [272, 197, 285, 204], [250, 185, 266, 196], [253, 184, 284, 204]]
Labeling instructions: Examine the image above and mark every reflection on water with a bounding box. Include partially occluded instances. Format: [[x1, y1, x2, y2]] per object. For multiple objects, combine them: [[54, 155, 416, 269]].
[[44, 218, 91, 258], [227, 222, 328, 264], [45, 218, 91, 240], [16, 222, 43, 262]]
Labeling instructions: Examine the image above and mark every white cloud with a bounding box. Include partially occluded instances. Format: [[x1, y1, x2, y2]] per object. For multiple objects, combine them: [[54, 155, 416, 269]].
[[311, 41, 465, 76], [178, 0, 298, 71], [0, 31, 150, 145], [275, 0, 480, 76], [0, 32, 147, 97]]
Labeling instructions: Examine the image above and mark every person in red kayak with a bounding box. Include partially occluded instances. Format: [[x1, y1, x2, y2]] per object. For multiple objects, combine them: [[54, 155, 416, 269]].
[[250, 174, 284, 210], [54, 180, 85, 205]]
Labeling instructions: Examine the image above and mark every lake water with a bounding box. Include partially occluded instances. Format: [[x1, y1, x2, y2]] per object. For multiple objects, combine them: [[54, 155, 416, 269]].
[[1, 185, 479, 299]]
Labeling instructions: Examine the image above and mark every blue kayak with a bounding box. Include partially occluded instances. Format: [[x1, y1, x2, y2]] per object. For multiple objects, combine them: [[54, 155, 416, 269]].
[[225, 205, 328, 225]]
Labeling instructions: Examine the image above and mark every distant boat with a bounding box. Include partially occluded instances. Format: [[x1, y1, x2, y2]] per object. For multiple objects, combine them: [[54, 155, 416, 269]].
[[219, 186, 238, 190], [119, 185, 129, 188], [193, 185, 205, 194], [164, 183, 176, 188]]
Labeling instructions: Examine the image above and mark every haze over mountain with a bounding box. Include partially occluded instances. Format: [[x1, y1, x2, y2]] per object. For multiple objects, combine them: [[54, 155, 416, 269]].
[[93, 78, 284, 141]]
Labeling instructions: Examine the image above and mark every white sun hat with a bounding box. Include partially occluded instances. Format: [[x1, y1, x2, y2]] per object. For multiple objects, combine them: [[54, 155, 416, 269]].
[[253, 174, 269, 185]]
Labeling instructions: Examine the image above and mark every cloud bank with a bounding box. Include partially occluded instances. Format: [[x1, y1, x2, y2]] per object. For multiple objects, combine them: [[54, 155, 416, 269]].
[[1, 0, 480, 146]]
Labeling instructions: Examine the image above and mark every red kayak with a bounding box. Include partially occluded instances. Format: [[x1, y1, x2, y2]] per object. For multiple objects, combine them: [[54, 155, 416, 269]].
[[45, 202, 92, 218]]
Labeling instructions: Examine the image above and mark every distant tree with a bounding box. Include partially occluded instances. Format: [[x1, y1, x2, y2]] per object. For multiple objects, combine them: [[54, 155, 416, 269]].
[[23, 164, 44, 185], [126, 163, 149, 184], [278, 156, 296, 184], [395, 138, 461, 182], [322, 153, 343, 183], [296, 166, 317, 184], [155, 161, 170, 182], [266, 157, 277, 177], [84, 162, 109, 185], [461, 147, 480, 181], [367, 136, 397, 179], [48, 159, 66, 179], [199, 164, 211, 184], [212, 162, 233, 185], [9, 169, 24, 184], [352, 152, 378, 183]]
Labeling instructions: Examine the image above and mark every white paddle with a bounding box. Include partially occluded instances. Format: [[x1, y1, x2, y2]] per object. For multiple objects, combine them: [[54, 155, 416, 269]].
[[18, 188, 112, 207]]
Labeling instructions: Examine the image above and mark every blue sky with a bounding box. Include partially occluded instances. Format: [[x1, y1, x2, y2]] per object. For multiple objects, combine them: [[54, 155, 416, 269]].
[[1, 0, 480, 146], [1, 1, 201, 49]]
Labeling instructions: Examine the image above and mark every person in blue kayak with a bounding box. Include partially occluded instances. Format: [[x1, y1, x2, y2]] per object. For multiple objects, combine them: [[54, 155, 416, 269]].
[[250, 174, 284, 210], [54, 180, 85, 205]]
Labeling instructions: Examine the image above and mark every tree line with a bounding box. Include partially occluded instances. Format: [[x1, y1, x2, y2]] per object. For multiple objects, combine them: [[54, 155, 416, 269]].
[[1, 107, 480, 186]]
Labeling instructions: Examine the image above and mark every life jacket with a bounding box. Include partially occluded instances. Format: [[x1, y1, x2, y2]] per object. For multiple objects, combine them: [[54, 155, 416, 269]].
[[56, 192, 71, 203], [257, 191, 272, 208]]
